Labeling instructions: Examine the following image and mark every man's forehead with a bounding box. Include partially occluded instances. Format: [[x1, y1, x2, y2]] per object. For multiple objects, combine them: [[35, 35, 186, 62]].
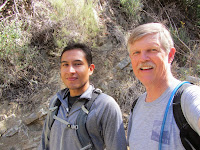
[[61, 50, 85, 59], [131, 34, 160, 46]]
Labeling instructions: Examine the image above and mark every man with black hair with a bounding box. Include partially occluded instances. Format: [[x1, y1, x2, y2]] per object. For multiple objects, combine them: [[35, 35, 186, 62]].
[[38, 43, 127, 150]]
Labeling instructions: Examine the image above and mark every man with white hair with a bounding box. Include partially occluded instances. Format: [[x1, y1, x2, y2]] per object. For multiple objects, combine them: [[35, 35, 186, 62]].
[[127, 23, 200, 150]]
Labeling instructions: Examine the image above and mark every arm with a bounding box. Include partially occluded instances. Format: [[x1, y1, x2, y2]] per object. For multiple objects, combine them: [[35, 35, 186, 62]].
[[37, 120, 47, 150], [87, 93, 127, 150], [37, 94, 58, 150], [199, 119, 200, 130], [181, 85, 200, 135], [99, 95, 127, 150]]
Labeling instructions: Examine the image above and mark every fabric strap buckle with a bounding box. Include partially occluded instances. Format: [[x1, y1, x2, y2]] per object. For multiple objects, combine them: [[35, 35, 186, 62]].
[[53, 115, 78, 130]]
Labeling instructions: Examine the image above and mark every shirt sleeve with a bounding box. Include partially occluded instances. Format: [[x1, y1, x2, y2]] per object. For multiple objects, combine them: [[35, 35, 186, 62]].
[[181, 85, 200, 135], [37, 119, 46, 150], [91, 93, 127, 150]]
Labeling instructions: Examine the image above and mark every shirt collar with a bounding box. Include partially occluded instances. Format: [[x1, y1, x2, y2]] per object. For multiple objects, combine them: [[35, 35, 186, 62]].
[[57, 84, 95, 101]]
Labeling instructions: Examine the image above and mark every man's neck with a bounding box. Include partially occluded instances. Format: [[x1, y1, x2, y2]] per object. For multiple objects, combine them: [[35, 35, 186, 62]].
[[145, 76, 177, 102], [69, 83, 90, 97]]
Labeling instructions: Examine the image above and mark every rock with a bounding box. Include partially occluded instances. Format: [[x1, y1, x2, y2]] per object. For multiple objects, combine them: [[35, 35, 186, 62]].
[[3, 125, 19, 137], [23, 143, 38, 150], [38, 108, 47, 119], [2, 119, 22, 137], [23, 108, 47, 125], [0, 114, 18, 135], [0, 114, 7, 121], [115, 57, 131, 70], [0, 121, 7, 136], [186, 76, 200, 84], [23, 113, 37, 125]]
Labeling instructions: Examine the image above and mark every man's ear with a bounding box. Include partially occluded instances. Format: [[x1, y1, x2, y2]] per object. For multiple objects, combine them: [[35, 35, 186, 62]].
[[89, 64, 95, 75], [168, 47, 176, 63]]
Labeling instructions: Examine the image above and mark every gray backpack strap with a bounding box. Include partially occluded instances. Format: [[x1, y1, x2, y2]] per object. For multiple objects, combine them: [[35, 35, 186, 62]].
[[44, 95, 61, 149], [53, 115, 78, 130], [76, 88, 102, 150], [44, 89, 69, 150], [44, 88, 70, 150], [44, 96, 61, 150]]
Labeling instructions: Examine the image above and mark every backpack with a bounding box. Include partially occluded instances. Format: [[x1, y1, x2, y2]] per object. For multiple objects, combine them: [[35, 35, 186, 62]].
[[44, 88, 102, 150], [130, 83, 200, 150]]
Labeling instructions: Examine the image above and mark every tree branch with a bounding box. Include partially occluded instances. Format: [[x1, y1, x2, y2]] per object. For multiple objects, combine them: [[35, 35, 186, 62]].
[[0, 0, 9, 12]]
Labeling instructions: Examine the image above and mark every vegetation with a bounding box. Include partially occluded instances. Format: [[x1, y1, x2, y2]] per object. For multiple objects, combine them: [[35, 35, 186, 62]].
[[0, 1, 199, 148], [119, 0, 142, 21], [0, 0, 199, 109], [47, 0, 101, 49]]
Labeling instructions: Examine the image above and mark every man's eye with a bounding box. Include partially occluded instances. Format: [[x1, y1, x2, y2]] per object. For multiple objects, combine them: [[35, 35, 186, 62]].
[[63, 64, 68, 66], [133, 51, 140, 55], [75, 63, 81, 66], [152, 49, 157, 51]]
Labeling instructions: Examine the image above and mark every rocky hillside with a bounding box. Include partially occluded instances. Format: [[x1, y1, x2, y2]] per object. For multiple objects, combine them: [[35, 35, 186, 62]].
[[0, 0, 199, 149]]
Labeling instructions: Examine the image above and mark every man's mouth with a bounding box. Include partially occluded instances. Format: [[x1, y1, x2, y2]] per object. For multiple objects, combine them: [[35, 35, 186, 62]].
[[140, 66, 154, 70], [67, 77, 77, 81], [138, 62, 155, 71]]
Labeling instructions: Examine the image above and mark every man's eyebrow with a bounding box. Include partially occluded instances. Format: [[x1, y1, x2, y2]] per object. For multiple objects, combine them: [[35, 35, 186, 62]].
[[60, 61, 67, 63], [60, 60, 83, 63]]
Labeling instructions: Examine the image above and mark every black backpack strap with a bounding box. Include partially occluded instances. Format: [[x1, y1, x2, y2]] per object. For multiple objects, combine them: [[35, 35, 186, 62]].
[[76, 88, 102, 150], [173, 83, 200, 150], [131, 97, 139, 113], [127, 97, 139, 142]]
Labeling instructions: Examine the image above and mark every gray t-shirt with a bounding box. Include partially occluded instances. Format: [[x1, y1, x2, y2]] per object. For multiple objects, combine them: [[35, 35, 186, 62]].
[[127, 80, 200, 150]]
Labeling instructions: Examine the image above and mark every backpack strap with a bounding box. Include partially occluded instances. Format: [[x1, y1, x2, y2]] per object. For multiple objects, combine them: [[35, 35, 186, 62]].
[[44, 95, 61, 149], [44, 89, 69, 150], [127, 97, 139, 142], [44, 88, 101, 150], [131, 97, 139, 113], [173, 83, 200, 150], [76, 88, 102, 150]]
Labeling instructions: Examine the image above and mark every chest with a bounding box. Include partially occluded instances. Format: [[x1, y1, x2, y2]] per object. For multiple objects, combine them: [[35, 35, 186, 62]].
[[129, 100, 183, 150]]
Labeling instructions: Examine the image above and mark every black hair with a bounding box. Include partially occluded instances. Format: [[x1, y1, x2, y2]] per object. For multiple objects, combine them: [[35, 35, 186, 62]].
[[60, 43, 92, 66]]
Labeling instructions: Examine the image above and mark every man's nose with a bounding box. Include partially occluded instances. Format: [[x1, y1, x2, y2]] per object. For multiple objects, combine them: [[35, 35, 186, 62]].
[[68, 65, 75, 73], [140, 51, 149, 61]]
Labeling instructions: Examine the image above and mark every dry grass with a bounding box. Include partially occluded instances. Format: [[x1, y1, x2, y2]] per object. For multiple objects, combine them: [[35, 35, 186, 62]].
[[0, 0, 199, 116]]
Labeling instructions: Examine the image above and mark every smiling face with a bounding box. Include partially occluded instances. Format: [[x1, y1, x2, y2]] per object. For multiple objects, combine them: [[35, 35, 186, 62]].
[[129, 33, 175, 87], [60, 49, 95, 96]]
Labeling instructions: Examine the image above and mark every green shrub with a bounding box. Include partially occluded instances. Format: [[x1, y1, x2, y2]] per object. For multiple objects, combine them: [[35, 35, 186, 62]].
[[180, 0, 200, 26], [48, 0, 101, 48], [120, 0, 142, 20], [169, 25, 191, 67], [197, 4, 200, 26], [0, 19, 21, 59], [0, 18, 38, 70]]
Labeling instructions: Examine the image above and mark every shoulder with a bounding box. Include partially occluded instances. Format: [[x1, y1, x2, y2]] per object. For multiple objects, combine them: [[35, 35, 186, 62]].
[[49, 88, 68, 106], [96, 92, 119, 107], [181, 84, 200, 115], [49, 94, 58, 106], [181, 84, 200, 134], [182, 84, 200, 101], [91, 92, 122, 114], [132, 93, 146, 107], [87, 92, 123, 124]]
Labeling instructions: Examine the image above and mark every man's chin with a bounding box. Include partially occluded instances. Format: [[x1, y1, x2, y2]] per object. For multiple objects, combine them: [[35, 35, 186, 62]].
[[67, 86, 78, 90]]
